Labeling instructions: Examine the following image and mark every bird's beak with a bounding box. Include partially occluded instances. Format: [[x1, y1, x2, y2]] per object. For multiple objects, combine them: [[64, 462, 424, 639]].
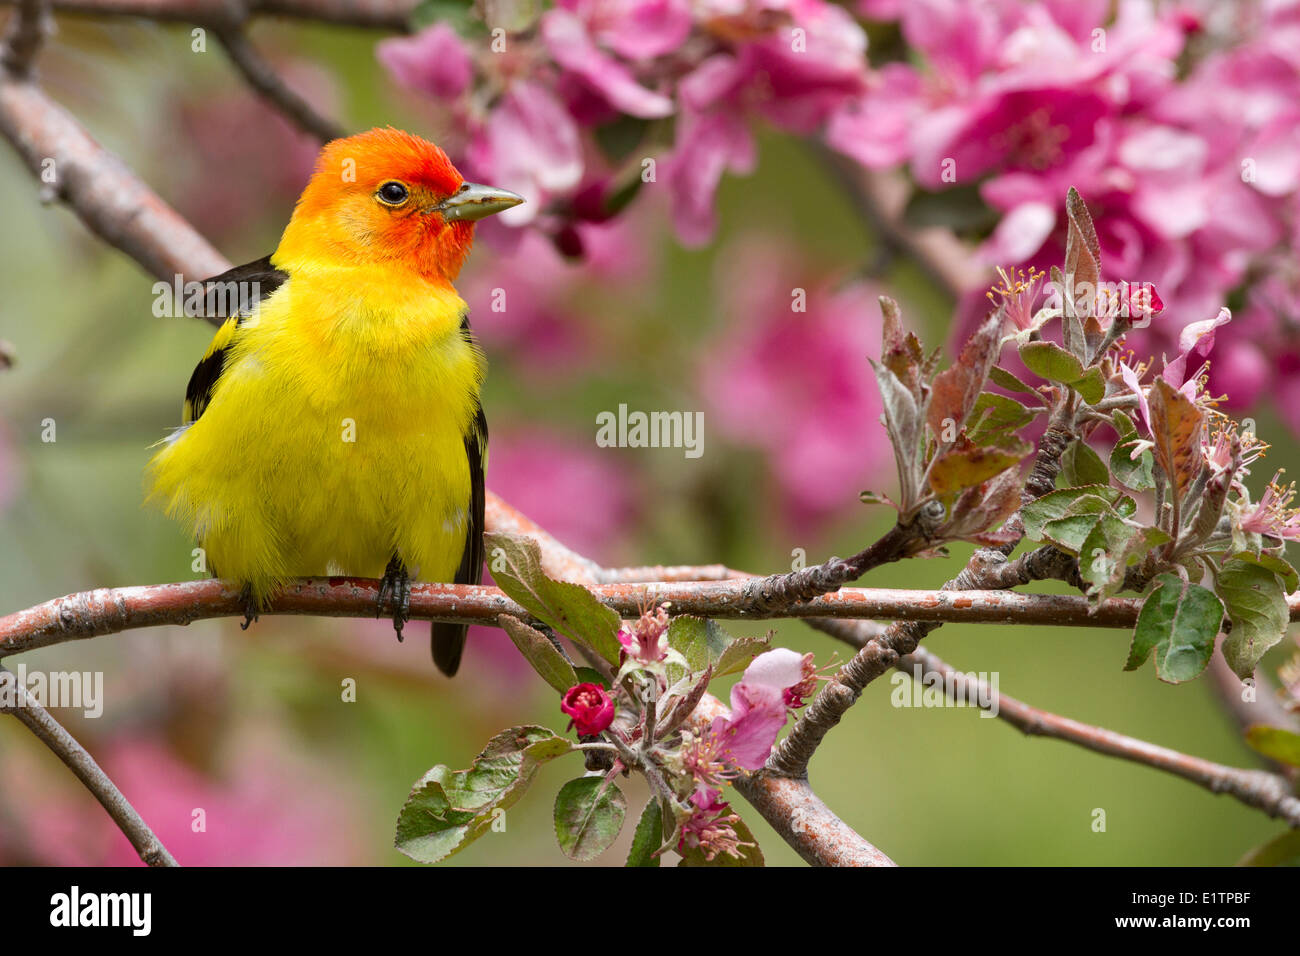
[[432, 183, 525, 222]]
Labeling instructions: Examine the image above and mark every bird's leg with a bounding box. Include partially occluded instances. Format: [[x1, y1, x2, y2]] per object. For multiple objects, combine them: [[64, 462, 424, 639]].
[[238, 583, 260, 631], [378, 554, 411, 642]]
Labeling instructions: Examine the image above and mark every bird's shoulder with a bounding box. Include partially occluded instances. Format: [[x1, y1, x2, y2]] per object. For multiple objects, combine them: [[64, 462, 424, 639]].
[[182, 255, 289, 424]]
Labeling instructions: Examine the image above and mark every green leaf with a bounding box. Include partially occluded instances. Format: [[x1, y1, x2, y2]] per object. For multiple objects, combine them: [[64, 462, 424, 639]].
[[483, 532, 622, 665], [498, 614, 577, 693], [1243, 725, 1300, 768], [1020, 485, 1121, 542], [928, 438, 1031, 497], [967, 392, 1039, 446], [677, 811, 765, 867], [593, 115, 649, 164], [1059, 439, 1109, 487], [1238, 828, 1300, 867], [1077, 515, 1170, 602], [1109, 410, 1156, 492], [1041, 513, 1105, 554], [667, 616, 731, 674], [1232, 550, 1299, 593], [988, 365, 1041, 395], [412, 0, 482, 34], [396, 726, 574, 863], [1217, 557, 1289, 680], [1125, 574, 1223, 683], [1019, 341, 1105, 403], [625, 800, 664, 867], [715, 635, 771, 677], [573, 666, 607, 687], [666, 617, 766, 684], [554, 777, 627, 862]]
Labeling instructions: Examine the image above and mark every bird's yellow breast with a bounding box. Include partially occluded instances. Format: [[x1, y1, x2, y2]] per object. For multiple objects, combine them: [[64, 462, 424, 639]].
[[146, 264, 484, 599]]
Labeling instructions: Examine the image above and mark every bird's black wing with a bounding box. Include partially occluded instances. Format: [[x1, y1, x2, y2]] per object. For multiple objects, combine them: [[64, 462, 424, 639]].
[[431, 318, 488, 677], [183, 255, 288, 424]]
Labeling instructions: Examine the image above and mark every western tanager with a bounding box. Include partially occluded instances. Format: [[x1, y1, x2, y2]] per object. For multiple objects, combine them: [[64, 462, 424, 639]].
[[146, 127, 522, 676]]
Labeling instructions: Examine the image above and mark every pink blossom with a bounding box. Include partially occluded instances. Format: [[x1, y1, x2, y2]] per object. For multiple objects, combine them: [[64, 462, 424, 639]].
[[1238, 471, 1300, 541], [377, 24, 473, 100], [706, 648, 811, 770], [542, 9, 675, 118], [677, 788, 751, 861], [664, 103, 755, 246], [701, 241, 888, 522], [465, 82, 583, 226], [617, 603, 670, 664], [1161, 307, 1231, 396], [579, 0, 693, 60], [1, 737, 368, 865]]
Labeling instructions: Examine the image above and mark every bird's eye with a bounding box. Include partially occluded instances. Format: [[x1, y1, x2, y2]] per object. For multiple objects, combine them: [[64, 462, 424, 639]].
[[377, 181, 409, 206]]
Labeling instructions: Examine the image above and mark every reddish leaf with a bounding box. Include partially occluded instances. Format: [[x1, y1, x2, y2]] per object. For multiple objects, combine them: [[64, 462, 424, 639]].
[[1147, 378, 1205, 499], [926, 309, 1004, 443]]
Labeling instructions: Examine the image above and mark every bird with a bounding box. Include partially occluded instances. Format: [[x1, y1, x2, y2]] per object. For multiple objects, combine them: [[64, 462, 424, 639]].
[[146, 127, 523, 676]]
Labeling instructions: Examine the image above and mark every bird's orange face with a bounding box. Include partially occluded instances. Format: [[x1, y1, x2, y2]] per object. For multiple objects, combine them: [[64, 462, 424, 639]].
[[283, 128, 522, 283]]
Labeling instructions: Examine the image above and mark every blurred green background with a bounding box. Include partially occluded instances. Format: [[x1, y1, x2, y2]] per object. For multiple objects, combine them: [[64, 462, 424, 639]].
[[0, 17, 1293, 866]]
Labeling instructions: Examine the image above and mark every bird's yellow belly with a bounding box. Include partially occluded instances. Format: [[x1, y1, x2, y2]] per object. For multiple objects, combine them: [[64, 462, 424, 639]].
[[147, 322, 478, 600]]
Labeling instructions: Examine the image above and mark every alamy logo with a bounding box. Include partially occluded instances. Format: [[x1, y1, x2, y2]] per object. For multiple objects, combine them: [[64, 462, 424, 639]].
[[50, 886, 151, 936], [595, 404, 704, 459], [0, 665, 103, 718], [152, 274, 262, 319], [890, 665, 999, 717]]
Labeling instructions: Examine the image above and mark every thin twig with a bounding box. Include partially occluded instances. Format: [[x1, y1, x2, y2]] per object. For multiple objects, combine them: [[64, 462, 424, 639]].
[[0, 73, 228, 280], [214, 27, 344, 142], [763, 416, 1076, 778], [0, 0, 416, 30], [0, 666, 180, 864], [1, 0, 49, 76], [810, 142, 984, 301], [898, 648, 1300, 827]]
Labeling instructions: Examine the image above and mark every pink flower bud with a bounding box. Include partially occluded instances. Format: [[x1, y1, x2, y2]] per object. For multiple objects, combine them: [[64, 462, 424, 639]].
[[560, 683, 616, 736]]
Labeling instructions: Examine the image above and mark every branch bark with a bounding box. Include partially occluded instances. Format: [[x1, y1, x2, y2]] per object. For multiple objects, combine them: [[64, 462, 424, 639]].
[[0, 666, 180, 865], [15, 575, 1293, 658], [0, 0, 416, 29], [898, 647, 1300, 827], [214, 26, 345, 142]]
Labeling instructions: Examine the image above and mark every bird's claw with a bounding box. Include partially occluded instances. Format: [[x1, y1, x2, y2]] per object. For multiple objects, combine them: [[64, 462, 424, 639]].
[[239, 584, 260, 631], [378, 556, 411, 642]]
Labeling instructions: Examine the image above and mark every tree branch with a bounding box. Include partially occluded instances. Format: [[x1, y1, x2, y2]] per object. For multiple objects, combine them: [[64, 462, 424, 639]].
[[1, 0, 50, 76], [810, 143, 985, 302], [214, 26, 344, 142], [16, 575, 1294, 659], [0, 0, 417, 30], [763, 417, 1076, 778], [898, 647, 1300, 827], [0, 666, 180, 865]]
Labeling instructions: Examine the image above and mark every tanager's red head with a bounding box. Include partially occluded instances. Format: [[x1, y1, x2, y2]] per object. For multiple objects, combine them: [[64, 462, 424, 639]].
[[276, 127, 522, 283]]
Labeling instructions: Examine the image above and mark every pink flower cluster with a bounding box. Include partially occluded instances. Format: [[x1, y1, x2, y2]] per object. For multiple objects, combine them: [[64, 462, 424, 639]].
[[678, 647, 815, 860], [378, 0, 869, 248], [833, 0, 1300, 427], [379, 0, 1300, 435]]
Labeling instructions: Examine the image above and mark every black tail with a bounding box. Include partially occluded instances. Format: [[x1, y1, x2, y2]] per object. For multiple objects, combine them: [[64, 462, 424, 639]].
[[431, 622, 468, 677], [434, 400, 487, 678]]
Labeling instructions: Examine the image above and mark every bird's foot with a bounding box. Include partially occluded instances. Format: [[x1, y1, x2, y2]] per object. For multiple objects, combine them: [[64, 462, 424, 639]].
[[378, 555, 411, 642], [238, 584, 260, 631]]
